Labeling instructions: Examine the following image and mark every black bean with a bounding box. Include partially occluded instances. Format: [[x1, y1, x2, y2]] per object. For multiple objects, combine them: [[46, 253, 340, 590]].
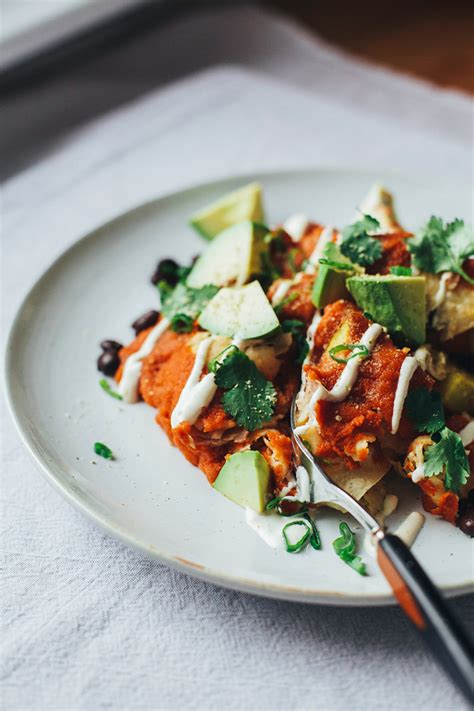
[[132, 309, 159, 334], [97, 350, 120, 376], [151, 258, 179, 286], [100, 339, 122, 353], [457, 508, 474, 537]]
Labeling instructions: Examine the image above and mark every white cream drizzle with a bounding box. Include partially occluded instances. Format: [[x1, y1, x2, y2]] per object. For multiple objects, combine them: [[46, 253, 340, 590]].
[[271, 279, 292, 306], [170, 335, 218, 428], [307, 226, 334, 270], [431, 272, 452, 310], [391, 356, 418, 434], [295, 323, 382, 438], [313, 323, 383, 404], [460, 421, 474, 447], [410, 464, 426, 483], [395, 512, 425, 547], [282, 213, 309, 242], [118, 317, 170, 403]]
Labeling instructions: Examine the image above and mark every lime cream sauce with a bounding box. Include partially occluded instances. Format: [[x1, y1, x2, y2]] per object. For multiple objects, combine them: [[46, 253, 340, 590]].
[[118, 317, 170, 403]]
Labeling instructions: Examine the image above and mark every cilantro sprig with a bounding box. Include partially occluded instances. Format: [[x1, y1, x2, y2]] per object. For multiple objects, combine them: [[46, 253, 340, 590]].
[[408, 217, 474, 285], [405, 388, 445, 434], [405, 387, 470, 492], [340, 214, 383, 267], [332, 522, 367, 576], [208, 346, 277, 431], [424, 427, 470, 493], [159, 282, 218, 332]]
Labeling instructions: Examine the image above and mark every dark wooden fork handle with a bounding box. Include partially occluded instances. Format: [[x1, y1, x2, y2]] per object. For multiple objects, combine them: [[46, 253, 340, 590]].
[[377, 534, 473, 702]]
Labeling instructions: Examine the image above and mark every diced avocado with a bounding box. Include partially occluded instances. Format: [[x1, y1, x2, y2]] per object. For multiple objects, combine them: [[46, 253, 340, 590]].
[[439, 369, 474, 415], [311, 243, 352, 308], [187, 221, 268, 289], [326, 319, 351, 353], [213, 450, 271, 512], [190, 182, 264, 240], [199, 280, 280, 340], [347, 274, 426, 345]]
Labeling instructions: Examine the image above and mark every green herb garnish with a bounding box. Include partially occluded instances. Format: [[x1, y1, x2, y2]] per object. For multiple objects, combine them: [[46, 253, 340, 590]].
[[94, 442, 114, 460], [209, 347, 277, 431], [405, 388, 445, 434], [340, 214, 382, 267], [99, 378, 123, 400], [408, 217, 474, 284], [274, 292, 298, 315], [303, 513, 321, 550], [389, 266, 412, 276], [318, 257, 355, 272], [260, 251, 281, 284], [424, 426, 470, 493], [282, 520, 311, 553], [328, 343, 370, 364], [160, 282, 218, 323], [281, 319, 309, 364], [332, 522, 367, 575], [170, 313, 194, 333]]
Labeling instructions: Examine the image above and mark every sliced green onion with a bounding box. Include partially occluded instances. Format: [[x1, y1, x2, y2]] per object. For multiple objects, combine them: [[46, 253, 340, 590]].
[[208, 345, 239, 373], [94, 442, 114, 460], [170, 312, 194, 333], [282, 520, 311, 553], [318, 257, 355, 272], [328, 343, 370, 364], [274, 291, 298, 315], [265, 496, 308, 516], [332, 522, 367, 575], [303, 513, 321, 550], [99, 378, 123, 400], [389, 266, 412, 276], [265, 497, 282, 511]]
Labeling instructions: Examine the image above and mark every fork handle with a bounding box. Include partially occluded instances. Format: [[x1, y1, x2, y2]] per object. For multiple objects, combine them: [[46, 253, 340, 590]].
[[377, 534, 473, 702]]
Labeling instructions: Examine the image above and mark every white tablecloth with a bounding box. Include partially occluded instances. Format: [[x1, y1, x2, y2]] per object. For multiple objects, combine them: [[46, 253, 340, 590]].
[[2, 7, 473, 710]]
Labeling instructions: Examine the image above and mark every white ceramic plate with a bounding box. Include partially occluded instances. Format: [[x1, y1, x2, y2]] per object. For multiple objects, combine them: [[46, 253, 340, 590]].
[[5, 169, 473, 605]]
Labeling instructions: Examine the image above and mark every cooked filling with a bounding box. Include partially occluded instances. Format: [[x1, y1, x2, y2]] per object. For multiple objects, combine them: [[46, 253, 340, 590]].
[[97, 182, 474, 567]]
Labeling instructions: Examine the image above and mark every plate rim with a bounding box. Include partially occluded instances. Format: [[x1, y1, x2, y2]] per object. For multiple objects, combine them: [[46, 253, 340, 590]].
[[4, 167, 473, 605]]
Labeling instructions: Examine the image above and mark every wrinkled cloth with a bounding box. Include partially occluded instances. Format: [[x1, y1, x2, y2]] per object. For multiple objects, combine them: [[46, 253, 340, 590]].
[[2, 6, 473, 711]]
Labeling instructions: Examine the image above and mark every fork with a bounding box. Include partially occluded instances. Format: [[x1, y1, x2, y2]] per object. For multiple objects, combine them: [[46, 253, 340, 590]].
[[290, 400, 474, 702]]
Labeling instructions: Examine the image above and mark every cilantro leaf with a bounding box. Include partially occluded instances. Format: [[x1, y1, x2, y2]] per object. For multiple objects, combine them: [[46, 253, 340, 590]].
[[332, 522, 367, 576], [281, 319, 309, 364], [405, 388, 445, 434], [209, 347, 277, 430], [340, 214, 382, 266], [424, 426, 470, 493], [160, 282, 218, 323], [408, 217, 474, 284]]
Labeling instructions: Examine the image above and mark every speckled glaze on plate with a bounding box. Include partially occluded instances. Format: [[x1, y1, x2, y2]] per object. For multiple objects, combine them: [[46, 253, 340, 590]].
[[5, 169, 473, 605]]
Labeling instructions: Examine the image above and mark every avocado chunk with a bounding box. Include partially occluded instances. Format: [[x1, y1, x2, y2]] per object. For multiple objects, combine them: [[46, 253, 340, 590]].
[[190, 182, 264, 240], [199, 280, 280, 340], [311, 242, 353, 308], [187, 221, 268, 289], [440, 369, 474, 415], [347, 274, 426, 345], [213, 450, 271, 512]]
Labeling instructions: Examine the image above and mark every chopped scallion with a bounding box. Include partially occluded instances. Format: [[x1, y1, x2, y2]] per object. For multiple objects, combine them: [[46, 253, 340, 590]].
[[328, 343, 370, 364], [282, 520, 311, 553], [94, 442, 114, 460], [99, 378, 123, 400]]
